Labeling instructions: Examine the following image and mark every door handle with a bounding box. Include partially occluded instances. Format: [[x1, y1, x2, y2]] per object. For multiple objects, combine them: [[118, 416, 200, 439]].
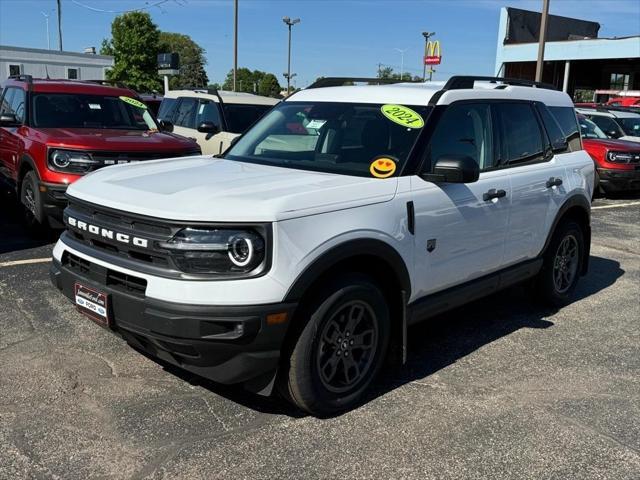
[[546, 177, 563, 188], [483, 188, 507, 201]]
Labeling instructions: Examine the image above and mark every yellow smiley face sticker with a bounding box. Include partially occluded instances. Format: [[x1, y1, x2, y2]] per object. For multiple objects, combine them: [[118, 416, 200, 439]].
[[369, 157, 397, 178]]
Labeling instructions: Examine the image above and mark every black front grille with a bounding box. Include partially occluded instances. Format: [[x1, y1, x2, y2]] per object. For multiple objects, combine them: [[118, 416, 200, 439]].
[[63, 251, 147, 296], [64, 198, 178, 269]]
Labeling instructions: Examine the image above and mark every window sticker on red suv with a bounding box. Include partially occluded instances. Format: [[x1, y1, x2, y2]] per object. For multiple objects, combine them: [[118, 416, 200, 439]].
[[119, 96, 147, 110]]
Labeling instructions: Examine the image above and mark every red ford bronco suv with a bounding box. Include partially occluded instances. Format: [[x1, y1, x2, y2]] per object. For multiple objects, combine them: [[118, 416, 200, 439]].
[[0, 75, 201, 230]]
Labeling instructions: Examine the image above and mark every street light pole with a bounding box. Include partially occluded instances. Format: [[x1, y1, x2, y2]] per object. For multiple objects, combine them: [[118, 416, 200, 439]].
[[56, 0, 63, 51], [282, 16, 300, 95], [233, 0, 238, 91], [535, 0, 550, 82], [421, 31, 435, 81], [41, 11, 51, 50], [394, 48, 409, 80]]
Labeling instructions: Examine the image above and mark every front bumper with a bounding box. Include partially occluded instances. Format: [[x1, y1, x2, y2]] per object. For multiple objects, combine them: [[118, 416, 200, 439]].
[[50, 257, 296, 394], [41, 182, 69, 225], [598, 168, 640, 192]]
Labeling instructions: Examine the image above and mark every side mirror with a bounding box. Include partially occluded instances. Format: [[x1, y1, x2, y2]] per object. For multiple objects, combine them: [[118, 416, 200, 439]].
[[421, 155, 480, 184], [0, 113, 20, 127], [197, 121, 220, 134], [158, 119, 174, 132], [607, 130, 622, 139]]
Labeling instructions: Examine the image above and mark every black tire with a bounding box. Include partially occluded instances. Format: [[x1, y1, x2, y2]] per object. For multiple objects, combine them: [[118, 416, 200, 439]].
[[536, 221, 584, 307], [20, 170, 47, 232], [281, 274, 390, 416]]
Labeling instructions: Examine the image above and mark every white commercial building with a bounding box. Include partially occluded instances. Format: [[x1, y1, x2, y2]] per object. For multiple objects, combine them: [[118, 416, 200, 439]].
[[0, 45, 114, 81]]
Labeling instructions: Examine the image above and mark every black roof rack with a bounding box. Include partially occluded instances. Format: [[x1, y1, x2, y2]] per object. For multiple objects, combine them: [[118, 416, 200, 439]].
[[442, 76, 558, 91], [8, 74, 33, 83], [307, 77, 422, 89], [85, 79, 129, 89]]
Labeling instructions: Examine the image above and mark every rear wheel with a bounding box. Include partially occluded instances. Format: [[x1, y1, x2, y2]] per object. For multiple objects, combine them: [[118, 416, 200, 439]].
[[281, 274, 390, 416], [20, 170, 47, 232], [536, 221, 584, 307]]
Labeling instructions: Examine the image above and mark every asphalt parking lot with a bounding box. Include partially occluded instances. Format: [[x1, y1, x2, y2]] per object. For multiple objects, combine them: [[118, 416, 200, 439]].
[[1, 192, 639, 480]]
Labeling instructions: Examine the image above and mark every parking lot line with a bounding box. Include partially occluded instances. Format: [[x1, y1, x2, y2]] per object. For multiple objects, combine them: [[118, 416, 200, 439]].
[[592, 201, 640, 210], [0, 258, 51, 268]]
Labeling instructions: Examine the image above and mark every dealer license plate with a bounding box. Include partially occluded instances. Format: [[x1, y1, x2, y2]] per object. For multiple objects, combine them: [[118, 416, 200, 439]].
[[74, 283, 111, 327]]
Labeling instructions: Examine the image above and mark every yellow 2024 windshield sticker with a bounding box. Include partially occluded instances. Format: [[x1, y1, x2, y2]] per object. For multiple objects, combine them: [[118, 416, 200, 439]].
[[381, 104, 424, 129], [119, 96, 147, 109]]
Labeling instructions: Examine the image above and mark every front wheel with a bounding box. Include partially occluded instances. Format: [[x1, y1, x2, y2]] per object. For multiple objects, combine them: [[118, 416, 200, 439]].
[[536, 221, 584, 307], [281, 274, 390, 416], [20, 170, 47, 232]]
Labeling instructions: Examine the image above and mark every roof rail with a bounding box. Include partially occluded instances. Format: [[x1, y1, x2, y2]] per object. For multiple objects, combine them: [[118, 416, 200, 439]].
[[85, 79, 129, 89], [307, 77, 422, 89], [442, 76, 558, 91], [8, 74, 33, 83]]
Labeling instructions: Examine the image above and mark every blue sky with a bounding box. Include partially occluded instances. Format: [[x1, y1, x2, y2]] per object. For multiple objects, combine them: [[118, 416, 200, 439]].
[[1, 0, 639, 87]]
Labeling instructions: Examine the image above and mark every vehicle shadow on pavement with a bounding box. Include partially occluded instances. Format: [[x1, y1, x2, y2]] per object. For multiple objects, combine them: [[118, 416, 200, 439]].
[[370, 255, 625, 404], [130, 255, 623, 419], [0, 187, 60, 255]]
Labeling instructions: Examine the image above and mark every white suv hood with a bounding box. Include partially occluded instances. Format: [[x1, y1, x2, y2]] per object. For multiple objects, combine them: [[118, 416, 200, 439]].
[[66, 156, 398, 222]]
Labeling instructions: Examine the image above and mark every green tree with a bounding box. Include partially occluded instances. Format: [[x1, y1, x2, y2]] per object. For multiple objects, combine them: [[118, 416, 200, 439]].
[[100, 11, 161, 92], [158, 32, 208, 89], [221, 68, 282, 98]]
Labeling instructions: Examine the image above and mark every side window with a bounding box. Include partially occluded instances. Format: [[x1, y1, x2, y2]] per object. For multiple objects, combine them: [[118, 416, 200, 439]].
[[196, 100, 222, 127], [548, 107, 581, 152], [222, 104, 273, 134], [589, 115, 622, 138], [427, 103, 495, 171], [67, 68, 79, 80], [0, 87, 25, 123], [536, 104, 567, 153], [173, 97, 198, 128], [157, 98, 178, 122], [495, 103, 544, 165]]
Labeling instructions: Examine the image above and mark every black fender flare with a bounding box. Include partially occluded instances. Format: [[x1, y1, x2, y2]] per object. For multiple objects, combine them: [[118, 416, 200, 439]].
[[541, 194, 591, 275], [17, 153, 39, 185], [283, 238, 411, 303]]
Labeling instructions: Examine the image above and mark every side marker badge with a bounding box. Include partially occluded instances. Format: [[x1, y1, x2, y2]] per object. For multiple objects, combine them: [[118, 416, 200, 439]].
[[426, 239, 437, 253]]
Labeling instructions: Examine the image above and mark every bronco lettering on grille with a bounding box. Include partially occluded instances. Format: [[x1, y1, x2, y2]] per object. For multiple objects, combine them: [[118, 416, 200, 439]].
[[67, 216, 149, 248]]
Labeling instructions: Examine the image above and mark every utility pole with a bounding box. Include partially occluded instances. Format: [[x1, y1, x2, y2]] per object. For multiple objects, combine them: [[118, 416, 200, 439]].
[[56, 0, 63, 51], [41, 11, 51, 50], [394, 48, 409, 80], [535, 0, 550, 82], [421, 31, 435, 81], [233, 0, 238, 91], [282, 16, 300, 95]]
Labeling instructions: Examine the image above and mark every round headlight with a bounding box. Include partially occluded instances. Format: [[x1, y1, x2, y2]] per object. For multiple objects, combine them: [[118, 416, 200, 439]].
[[228, 234, 255, 267], [52, 151, 71, 168]]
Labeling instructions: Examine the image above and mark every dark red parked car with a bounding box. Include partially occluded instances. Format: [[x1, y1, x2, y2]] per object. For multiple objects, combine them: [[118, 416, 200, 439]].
[[0, 76, 200, 229], [578, 114, 640, 194]]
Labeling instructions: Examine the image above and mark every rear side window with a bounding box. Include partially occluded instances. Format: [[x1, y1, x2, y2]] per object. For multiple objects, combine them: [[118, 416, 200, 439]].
[[174, 97, 198, 128], [548, 106, 581, 152], [427, 103, 495, 171], [495, 103, 544, 165], [157, 98, 178, 122], [223, 104, 273, 134], [536, 104, 568, 153]]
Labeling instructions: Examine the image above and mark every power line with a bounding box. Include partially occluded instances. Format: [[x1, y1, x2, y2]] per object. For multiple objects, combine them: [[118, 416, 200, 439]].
[[70, 0, 174, 14]]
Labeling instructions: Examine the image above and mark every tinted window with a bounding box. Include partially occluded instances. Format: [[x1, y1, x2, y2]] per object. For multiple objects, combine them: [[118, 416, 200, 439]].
[[174, 97, 198, 128], [226, 102, 429, 177], [537, 104, 567, 152], [589, 116, 622, 138], [67, 68, 79, 80], [495, 103, 544, 165], [549, 107, 581, 152], [223, 104, 273, 133], [32, 93, 157, 130], [196, 100, 221, 126], [427, 103, 495, 170], [1, 87, 26, 123], [157, 98, 178, 122], [617, 117, 640, 137]]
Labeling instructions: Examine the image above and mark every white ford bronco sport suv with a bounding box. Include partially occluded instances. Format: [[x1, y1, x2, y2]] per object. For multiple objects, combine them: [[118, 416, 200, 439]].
[[157, 88, 279, 155], [51, 76, 594, 415]]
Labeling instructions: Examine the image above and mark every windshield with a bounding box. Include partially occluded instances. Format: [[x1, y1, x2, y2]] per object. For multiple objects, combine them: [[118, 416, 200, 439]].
[[32, 93, 158, 130], [578, 116, 608, 139], [617, 117, 640, 137], [225, 102, 430, 177]]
